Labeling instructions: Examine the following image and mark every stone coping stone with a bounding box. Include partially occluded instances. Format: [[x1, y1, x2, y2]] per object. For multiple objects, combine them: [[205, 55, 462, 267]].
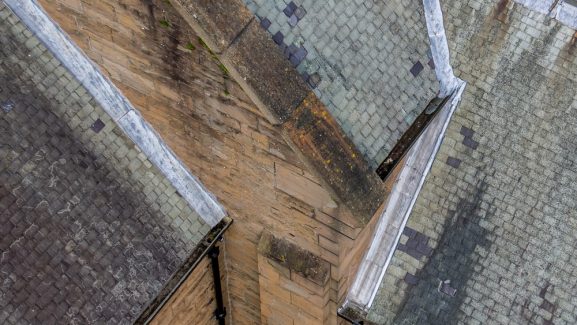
[[286, 93, 386, 224], [258, 231, 330, 287], [223, 19, 310, 123], [172, 0, 254, 53]]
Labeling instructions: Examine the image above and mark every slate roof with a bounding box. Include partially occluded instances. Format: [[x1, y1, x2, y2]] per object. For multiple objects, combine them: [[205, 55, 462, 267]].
[[0, 5, 211, 324], [367, 1, 577, 324], [242, 0, 440, 166]]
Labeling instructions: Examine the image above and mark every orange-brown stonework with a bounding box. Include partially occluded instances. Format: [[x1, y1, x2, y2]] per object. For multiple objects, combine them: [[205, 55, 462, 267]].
[[257, 249, 332, 324], [286, 93, 386, 224], [150, 255, 219, 325], [171, 0, 386, 223], [36, 0, 388, 323]]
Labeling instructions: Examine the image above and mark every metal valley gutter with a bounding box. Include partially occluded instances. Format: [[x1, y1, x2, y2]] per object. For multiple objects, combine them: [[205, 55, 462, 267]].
[[339, 0, 466, 321]]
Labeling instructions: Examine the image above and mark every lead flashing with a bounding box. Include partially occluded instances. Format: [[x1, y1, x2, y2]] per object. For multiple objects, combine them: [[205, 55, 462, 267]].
[[342, 80, 466, 314], [4, 0, 226, 227]]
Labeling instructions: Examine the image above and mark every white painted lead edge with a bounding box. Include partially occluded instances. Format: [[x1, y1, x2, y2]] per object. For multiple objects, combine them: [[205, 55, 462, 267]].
[[423, 0, 459, 98], [4, 0, 226, 227], [556, 1, 577, 30], [342, 0, 467, 313], [367, 81, 466, 310], [514, 0, 577, 30], [514, 0, 556, 14], [342, 81, 466, 313]]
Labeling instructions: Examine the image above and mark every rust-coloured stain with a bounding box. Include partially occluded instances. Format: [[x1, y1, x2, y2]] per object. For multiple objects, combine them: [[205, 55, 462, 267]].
[[495, 0, 511, 23], [570, 31, 577, 54], [376, 96, 450, 180]]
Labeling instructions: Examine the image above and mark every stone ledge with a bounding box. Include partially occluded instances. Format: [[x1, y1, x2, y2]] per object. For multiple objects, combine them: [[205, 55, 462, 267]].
[[258, 231, 330, 287], [171, 0, 253, 53], [223, 19, 310, 123], [285, 93, 387, 224]]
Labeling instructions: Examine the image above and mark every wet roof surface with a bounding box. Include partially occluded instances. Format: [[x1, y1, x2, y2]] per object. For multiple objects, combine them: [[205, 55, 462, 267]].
[[368, 1, 577, 324], [0, 5, 209, 324], [242, 0, 440, 166]]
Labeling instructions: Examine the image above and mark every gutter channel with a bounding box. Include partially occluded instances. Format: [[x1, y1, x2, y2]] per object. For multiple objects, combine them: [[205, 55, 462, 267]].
[[137, 218, 233, 324]]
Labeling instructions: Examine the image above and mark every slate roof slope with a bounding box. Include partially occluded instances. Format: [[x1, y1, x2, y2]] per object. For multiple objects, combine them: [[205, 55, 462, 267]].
[[0, 5, 211, 324], [367, 1, 577, 324], [242, 0, 440, 166]]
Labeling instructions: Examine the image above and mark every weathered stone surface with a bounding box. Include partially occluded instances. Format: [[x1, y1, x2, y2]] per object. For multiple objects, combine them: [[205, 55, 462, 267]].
[[34, 0, 367, 323], [171, 0, 253, 52], [285, 93, 386, 224], [148, 246, 225, 325], [151, 0, 385, 228], [258, 231, 330, 287], [223, 19, 309, 123]]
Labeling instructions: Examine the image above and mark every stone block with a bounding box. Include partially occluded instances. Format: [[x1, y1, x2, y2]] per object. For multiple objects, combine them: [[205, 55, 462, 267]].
[[285, 93, 386, 224], [258, 231, 330, 287], [223, 20, 309, 123], [171, 0, 253, 53]]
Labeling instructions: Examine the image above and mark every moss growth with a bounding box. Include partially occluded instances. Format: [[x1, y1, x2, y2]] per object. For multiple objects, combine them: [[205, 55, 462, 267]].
[[198, 37, 229, 78], [198, 37, 230, 94], [185, 42, 196, 51], [217, 63, 229, 77], [159, 19, 171, 28], [198, 37, 211, 52]]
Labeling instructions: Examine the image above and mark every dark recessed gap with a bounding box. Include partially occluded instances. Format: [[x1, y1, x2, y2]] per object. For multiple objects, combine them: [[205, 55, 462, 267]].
[[134, 218, 233, 324], [376, 95, 451, 180]]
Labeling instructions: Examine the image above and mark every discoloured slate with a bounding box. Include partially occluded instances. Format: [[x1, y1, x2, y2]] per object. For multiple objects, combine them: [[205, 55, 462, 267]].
[[170, 0, 253, 53]]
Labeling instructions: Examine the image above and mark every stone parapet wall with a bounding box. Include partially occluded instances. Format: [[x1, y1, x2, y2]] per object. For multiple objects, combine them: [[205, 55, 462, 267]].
[[169, 0, 386, 224], [32, 0, 389, 323], [149, 252, 221, 325]]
